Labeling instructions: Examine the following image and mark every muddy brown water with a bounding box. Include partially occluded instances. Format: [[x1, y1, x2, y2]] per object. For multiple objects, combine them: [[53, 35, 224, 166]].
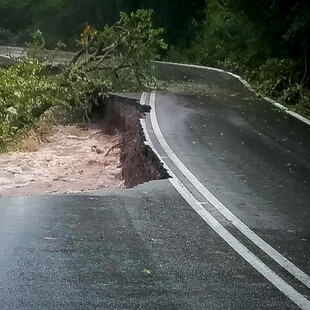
[[0, 97, 168, 198]]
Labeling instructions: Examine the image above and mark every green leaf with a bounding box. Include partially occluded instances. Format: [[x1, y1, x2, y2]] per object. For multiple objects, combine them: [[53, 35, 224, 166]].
[[6, 107, 17, 115]]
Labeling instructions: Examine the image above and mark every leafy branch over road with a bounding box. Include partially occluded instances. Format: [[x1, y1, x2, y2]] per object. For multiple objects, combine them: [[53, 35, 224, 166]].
[[0, 10, 167, 151]]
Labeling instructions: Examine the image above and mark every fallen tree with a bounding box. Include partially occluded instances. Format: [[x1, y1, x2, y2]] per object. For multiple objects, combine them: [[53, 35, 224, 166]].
[[0, 10, 167, 151]]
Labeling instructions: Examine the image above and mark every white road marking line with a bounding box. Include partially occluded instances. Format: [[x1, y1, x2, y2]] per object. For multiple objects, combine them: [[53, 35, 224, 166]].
[[140, 92, 148, 105], [155, 61, 310, 127], [170, 175, 310, 310], [140, 100, 310, 310], [146, 91, 310, 290]]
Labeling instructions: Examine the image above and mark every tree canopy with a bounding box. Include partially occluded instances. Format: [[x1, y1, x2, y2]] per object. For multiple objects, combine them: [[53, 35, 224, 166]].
[[0, 0, 309, 116], [0, 9, 166, 150], [0, 0, 205, 47], [165, 0, 310, 116]]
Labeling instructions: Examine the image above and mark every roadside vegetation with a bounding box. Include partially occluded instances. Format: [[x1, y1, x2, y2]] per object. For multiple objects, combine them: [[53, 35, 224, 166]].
[[166, 0, 310, 119], [0, 0, 309, 152], [0, 9, 166, 151]]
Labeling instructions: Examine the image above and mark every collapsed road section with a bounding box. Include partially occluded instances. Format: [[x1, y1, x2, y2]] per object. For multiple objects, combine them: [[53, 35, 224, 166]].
[[0, 94, 168, 197]]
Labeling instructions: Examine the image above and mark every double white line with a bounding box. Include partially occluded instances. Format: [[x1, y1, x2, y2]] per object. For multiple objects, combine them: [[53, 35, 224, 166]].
[[140, 91, 310, 310]]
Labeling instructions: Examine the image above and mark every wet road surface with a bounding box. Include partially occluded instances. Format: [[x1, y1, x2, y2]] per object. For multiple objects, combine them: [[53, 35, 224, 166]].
[[0, 46, 25, 59], [0, 182, 302, 310], [154, 63, 310, 275], [0, 61, 309, 309]]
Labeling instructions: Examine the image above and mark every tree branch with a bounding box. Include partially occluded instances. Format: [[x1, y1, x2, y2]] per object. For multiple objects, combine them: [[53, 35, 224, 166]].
[[68, 35, 97, 67]]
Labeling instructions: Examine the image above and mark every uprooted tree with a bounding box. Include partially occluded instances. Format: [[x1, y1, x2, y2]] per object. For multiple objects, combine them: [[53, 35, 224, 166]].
[[0, 9, 167, 150]]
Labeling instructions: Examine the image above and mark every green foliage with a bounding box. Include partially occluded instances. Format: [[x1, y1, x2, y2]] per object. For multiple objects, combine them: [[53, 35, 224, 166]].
[[25, 29, 49, 61], [249, 59, 293, 97], [0, 10, 166, 150], [248, 57, 310, 111], [65, 9, 167, 105], [166, 46, 190, 64], [177, 0, 264, 71], [0, 0, 28, 9], [166, 0, 310, 118], [56, 40, 67, 50], [0, 0, 204, 50], [0, 60, 65, 150], [26, 29, 45, 49]]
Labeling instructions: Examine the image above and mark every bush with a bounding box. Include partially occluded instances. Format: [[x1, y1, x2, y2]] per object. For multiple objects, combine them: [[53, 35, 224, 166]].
[[0, 60, 64, 150], [249, 58, 293, 96], [0, 10, 167, 151], [166, 46, 189, 64], [174, 0, 260, 69]]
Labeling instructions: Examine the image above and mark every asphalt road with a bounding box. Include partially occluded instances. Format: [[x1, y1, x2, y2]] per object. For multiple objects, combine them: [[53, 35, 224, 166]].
[[0, 46, 25, 59], [153, 63, 310, 275], [0, 59, 309, 309]]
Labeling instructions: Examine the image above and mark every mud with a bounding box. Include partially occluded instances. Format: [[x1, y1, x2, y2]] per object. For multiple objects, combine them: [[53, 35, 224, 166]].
[[104, 94, 169, 188], [0, 94, 168, 197]]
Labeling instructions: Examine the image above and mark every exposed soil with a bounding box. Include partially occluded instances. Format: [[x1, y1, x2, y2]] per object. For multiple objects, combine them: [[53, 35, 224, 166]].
[[105, 95, 168, 188], [0, 95, 168, 198], [0, 125, 124, 197]]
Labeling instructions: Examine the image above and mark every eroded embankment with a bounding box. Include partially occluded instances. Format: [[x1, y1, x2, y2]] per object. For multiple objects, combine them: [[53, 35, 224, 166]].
[[103, 94, 169, 188], [0, 95, 168, 197]]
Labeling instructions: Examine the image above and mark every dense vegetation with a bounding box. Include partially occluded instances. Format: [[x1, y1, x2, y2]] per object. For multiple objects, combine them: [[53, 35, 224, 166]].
[[167, 0, 310, 117], [0, 0, 309, 150], [0, 0, 205, 48], [0, 9, 166, 150]]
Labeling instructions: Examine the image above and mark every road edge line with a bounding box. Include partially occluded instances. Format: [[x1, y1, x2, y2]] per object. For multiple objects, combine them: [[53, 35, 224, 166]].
[[140, 93, 310, 310], [155, 61, 310, 127], [148, 91, 310, 289]]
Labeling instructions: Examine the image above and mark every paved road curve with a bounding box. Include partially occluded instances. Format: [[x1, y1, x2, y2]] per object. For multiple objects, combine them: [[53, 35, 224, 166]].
[[0, 61, 309, 309], [153, 63, 310, 276], [0, 46, 25, 59], [148, 63, 310, 307]]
